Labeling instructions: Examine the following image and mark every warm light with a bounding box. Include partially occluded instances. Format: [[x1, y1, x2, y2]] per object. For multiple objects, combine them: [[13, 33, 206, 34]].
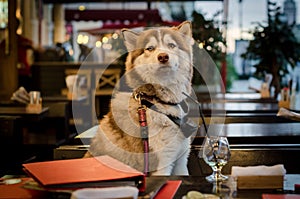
[[96, 41, 102, 48], [78, 5, 86, 11], [16, 27, 22, 35], [102, 37, 108, 43], [112, 33, 119, 39], [198, 42, 204, 49], [77, 34, 83, 44], [77, 34, 89, 44], [83, 35, 89, 44], [102, 36, 109, 43]]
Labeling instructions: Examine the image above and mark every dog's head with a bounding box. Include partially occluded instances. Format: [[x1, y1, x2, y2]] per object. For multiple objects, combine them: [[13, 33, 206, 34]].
[[121, 21, 194, 103]]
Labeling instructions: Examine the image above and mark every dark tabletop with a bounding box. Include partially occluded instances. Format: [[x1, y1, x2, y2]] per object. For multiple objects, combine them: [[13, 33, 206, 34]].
[[153, 174, 300, 199]]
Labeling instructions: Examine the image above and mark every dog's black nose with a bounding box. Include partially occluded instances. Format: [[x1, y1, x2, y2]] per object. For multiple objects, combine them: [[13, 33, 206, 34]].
[[158, 53, 169, 63]]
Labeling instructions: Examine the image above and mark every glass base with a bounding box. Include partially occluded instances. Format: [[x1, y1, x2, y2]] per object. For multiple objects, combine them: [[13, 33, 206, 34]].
[[205, 172, 229, 183]]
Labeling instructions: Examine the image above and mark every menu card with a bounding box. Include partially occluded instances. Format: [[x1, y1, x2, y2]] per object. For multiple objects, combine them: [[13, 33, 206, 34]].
[[22, 155, 145, 191]]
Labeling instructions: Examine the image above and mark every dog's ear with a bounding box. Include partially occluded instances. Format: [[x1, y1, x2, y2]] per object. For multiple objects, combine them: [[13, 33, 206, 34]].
[[177, 21, 192, 37], [176, 21, 194, 45], [121, 29, 139, 52]]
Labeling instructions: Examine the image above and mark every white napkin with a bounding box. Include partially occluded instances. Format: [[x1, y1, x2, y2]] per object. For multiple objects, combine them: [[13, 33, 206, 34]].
[[231, 164, 286, 176], [277, 107, 300, 121], [65, 75, 78, 92], [71, 186, 139, 199], [11, 87, 30, 104]]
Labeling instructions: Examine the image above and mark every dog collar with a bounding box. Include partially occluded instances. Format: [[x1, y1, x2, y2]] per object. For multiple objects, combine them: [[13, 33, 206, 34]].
[[135, 95, 198, 138], [139, 94, 179, 106]]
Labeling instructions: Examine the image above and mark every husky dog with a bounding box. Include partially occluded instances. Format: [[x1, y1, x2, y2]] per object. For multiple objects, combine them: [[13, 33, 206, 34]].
[[84, 21, 197, 175]]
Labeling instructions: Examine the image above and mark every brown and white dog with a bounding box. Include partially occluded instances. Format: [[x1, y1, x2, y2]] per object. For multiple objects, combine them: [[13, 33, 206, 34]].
[[84, 21, 198, 175]]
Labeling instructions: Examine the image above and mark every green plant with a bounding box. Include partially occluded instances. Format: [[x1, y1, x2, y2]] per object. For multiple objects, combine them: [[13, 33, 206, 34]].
[[191, 10, 225, 62], [241, 1, 300, 98], [191, 10, 231, 90]]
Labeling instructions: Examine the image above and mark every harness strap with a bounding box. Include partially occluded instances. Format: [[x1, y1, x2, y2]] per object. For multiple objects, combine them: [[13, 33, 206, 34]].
[[141, 99, 198, 138], [136, 95, 150, 176], [134, 92, 198, 176]]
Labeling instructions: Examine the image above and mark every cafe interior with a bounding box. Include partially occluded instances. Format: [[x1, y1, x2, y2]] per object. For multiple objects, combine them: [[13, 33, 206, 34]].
[[1, 0, 300, 198]]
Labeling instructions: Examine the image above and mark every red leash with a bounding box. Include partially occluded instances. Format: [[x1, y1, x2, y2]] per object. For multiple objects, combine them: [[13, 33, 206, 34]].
[[136, 93, 150, 176]]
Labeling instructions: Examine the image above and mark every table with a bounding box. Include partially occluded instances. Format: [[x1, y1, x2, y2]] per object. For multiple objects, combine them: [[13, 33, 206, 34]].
[[73, 122, 300, 146], [169, 174, 300, 199], [200, 112, 297, 124], [55, 122, 300, 175], [195, 122, 300, 145], [0, 174, 299, 199], [200, 102, 280, 115], [43, 95, 94, 135], [197, 92, 277, 103], [188, 98, 287, 123], [192, 92, 298, 124], [0, 106, 49, 120], [0, 106, 50, 175], [43, 95, 87, 102], [187, 122, 300, 175]]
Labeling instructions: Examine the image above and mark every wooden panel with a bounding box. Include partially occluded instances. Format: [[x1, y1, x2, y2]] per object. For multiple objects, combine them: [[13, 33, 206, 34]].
[[0, 0, 18, 100], [31, 62, 78, 96]]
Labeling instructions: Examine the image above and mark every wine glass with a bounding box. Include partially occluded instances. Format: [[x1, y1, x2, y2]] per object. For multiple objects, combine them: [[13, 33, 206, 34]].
[[202, 136, 231, 183]]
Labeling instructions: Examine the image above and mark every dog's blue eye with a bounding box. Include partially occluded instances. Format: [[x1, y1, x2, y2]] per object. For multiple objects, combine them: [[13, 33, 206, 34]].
[[146, 46, 154, 51], [168, 43, 176, 48]]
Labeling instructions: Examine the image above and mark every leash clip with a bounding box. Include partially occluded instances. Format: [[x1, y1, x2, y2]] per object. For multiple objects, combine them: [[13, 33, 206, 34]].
[[134, 92, 144, 106]]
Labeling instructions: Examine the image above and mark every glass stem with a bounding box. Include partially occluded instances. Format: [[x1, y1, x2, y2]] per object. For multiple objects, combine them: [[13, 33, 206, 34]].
[[212, 166, 223, 178]]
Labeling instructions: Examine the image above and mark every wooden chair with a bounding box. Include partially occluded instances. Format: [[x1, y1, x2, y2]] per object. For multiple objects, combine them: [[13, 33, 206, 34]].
[[94, 67, 122, 118]]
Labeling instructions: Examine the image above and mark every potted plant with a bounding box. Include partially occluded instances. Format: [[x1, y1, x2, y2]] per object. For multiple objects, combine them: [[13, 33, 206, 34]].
[[191, 11, 237, 91], [241, 1, 300, 98]]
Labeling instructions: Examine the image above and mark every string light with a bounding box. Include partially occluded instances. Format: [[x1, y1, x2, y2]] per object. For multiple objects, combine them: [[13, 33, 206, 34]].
[[198, 42, 204, 49], [95, 41, 102, 48]]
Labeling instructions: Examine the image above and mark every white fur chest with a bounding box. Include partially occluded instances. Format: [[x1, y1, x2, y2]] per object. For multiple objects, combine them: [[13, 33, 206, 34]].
[[111, 92, 189, 149]]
